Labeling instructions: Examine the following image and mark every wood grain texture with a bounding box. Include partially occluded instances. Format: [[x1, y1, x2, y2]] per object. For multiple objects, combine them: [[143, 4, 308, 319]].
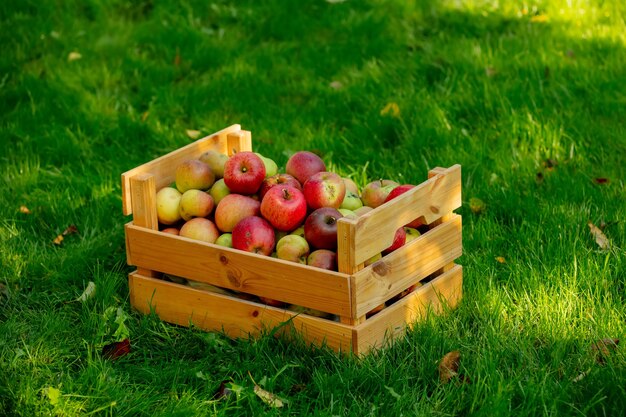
[[352, 214, 462, 317], [121, 124, 241, 215], [353, 264, 463, 355], [340, 164, 461, 266], [129, 272, 354, 353], [126, 223, 352, 316]]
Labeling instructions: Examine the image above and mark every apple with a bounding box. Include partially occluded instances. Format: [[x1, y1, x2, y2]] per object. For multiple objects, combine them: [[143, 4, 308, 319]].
[[285, 151, 326, 185], [338, 208, 358, 220], [215, 233, 233, 247], [258, 296, 287, 308], [340, 191, 363, 211], [354, 206, 374, 217], [214, 194, 261, 232], [156, 187, 182, 225], [179, 189, 215, 221], [276, 235, 310, 264], [176, 159, 215, 192], [255, 153, 278, 177], [364, 252, 382, 267], [342, 177, 360, 195], [231, 216, 275, 255], [382, 227, 406, 255], [260, 185, 307, 231], [304, 207, 343, 250], [161, 227, 179, 235], [209, 178, 230, 205], [199, 150, 229, 178], [187, 280, 233, 295], [306, 249, 337, 271], [223, 151, 266, 194], [384, 184, 424, 227], [290, 226, 305, 238], [259, 173, 302, 200], [404, 227, 421, 243], [303, 171, 346, 209], [366, 302, 386, 318], [289, 304, 333, 319], [389, 282, 422, 304], [179, 218, 219, 243], [360, 179, 399, 208]]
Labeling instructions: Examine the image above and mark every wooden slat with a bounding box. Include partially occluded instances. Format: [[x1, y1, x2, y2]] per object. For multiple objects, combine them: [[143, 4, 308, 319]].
[[342, 164, 461, 266], [129, 272, 354, 353], [125, 223, 352, 317], [352, 214, 462, 317], [121, 124, 241, 216], [353, 264, 463, 355], [130, 174, 158, 230]]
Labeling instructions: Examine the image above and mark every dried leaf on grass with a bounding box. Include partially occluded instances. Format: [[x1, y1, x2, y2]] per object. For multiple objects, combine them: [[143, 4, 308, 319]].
[[76, 281, 96, 302], [19, 205, 31, 214], [102, 338, 131, 360], [587, 221, 611, 250], [380, 102, 400, 118], [213, 379, 241, 400], [186, 129, 202, 140], [591, 338, 619, 364], [53, 224, 78, 245], [495, 256, 506, 264], [68, 51, 82, 61], [593, 178, 610, 185], [248, 372, 286, 408], [469, 197, 486, 215], [439, 350, 461, 383]]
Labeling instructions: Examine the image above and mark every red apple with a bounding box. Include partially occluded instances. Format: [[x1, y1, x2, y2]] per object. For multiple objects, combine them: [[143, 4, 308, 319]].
[[223, 151, 266, 194], [214, 194, 261, 232], [303, 171, 346, 209], [231, 216, 275, 255], [384, 184, 424, 228], [285, 151, 326, 185], [361, 179, 399, 208], [176, 159, 215, 192], [366, 302, 386, 318], [261, 185, 307, 232], [259, 173, 302, 200], [306, 249, 337, 271], [382, 227, 406, 255], [179, 218, 219, 243], [161, 227, 179, 235], [304, 207, 343, 250]]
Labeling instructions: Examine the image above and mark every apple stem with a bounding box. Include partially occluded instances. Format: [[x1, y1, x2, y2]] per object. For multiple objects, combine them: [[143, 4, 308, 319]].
[[282, 188, 290, 200]]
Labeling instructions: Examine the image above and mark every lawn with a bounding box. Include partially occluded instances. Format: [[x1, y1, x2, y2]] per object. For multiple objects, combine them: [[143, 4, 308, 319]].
[[1, 0, 625, 415]]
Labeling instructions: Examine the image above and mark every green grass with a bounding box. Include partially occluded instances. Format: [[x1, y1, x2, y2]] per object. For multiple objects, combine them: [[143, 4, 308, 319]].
[[1, 0, 625, 415]]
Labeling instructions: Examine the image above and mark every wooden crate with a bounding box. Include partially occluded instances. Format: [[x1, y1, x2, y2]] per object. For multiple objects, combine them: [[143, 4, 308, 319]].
[[121, 124, 463, 355]]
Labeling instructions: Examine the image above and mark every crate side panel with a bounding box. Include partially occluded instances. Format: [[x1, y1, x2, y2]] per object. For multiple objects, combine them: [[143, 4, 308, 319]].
[[121, 124, 241, 215], [351, 165, 461, 265], [354, 264, 463, 355], [353, 214, 462, 317], [126, 224, 352, 317], [129, 273, 354, 352]]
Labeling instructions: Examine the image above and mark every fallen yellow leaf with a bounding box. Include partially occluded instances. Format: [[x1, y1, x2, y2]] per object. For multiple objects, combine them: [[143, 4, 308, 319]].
[[496, 256, 506, 264], [380, 102, 400, 118], [186, 129, 201, 140], [19, 205, 31, 214], [53, 235, 64, 245], [530, 14, 549, 23], [68, 51, 82, 62]]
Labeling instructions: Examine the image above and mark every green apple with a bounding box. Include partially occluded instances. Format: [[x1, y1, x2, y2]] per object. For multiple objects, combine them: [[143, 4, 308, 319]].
[[179, 189, 215, 221], [199, 150, 229, 178], [255, 153, 278, 177], [276, 234, 310, 264], [340, 191, 363, 211], [176, 159, 215, 192], [290, 226, 305, 238], [404, 227, 421, 243], [338, 208, 358, 220], [209, 178, 230, 206], [342, 177, 360, 195], [215, 233, 233, 248], [156, 187, 182, 225], [364, 252, 382, 267]]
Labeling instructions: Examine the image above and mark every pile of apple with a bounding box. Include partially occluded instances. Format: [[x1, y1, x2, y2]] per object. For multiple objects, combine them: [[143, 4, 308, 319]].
[[155, 149, 425, 314]]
